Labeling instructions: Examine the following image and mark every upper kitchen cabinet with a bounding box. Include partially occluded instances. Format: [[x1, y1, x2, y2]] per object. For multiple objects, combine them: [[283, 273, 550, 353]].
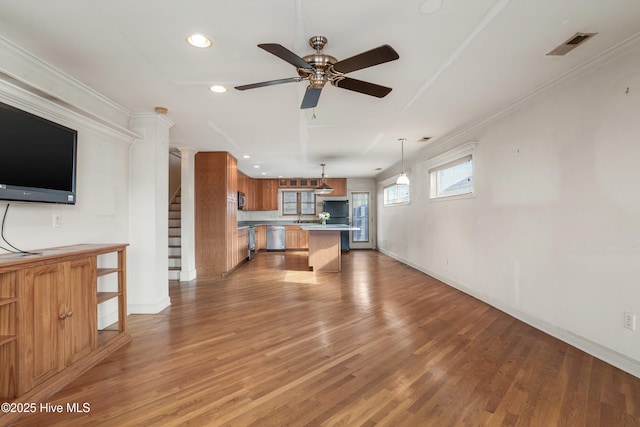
[[255, 179, 278, 211], [246, 178, 256, 210], [321, 178, 347, 197], [238, 171, 249, 196]]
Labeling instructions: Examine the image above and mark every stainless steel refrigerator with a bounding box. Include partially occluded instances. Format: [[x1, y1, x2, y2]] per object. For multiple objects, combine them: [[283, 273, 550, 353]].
[[322, 200, 350, 251]]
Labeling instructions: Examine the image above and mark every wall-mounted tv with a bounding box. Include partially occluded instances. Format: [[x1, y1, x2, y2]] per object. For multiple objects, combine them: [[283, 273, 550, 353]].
[[0, 100, 77, 204]]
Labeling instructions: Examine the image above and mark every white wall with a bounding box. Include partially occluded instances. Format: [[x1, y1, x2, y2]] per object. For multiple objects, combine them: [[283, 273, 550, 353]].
[[0, 90, 131, 252], [168, 151, 182, 202], [0, 37, 134, 253], [0, 37, 171, 321], [377, 44, 640, 377]]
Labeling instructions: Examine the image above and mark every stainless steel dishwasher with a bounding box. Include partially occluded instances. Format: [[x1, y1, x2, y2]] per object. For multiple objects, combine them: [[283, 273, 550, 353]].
[[266, 225, 286, 251]]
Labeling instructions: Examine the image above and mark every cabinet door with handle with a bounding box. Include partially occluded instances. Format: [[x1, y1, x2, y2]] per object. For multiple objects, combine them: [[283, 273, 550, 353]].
[[20, 264, 66, 392], [18, 258, 98, 393], [65, 258, 97, 365]]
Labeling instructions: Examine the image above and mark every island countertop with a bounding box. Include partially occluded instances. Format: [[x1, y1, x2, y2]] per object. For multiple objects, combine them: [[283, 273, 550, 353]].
[[302, 225, 360, 272], [300, 224, 360, 231]]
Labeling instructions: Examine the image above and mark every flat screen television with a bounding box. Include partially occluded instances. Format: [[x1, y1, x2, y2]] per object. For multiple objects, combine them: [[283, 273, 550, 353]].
[[0, 100, 77, 204]]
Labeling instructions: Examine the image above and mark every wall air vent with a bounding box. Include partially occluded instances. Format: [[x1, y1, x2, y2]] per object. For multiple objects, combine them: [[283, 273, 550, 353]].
[[546, 32, 597, 56]]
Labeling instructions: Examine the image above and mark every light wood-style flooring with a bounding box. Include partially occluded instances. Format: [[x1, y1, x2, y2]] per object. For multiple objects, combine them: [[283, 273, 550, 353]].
[[10, 250, 640, 426]]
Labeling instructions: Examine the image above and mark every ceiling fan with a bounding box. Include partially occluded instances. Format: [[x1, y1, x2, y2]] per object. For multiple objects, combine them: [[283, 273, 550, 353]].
[[235, 36, 399, 109]]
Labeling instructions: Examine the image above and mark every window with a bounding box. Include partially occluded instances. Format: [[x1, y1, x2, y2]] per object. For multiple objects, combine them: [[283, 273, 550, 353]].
[[282, 191, 316, 215], [383, 184, 410, 206], [429, 154, 473, 199]]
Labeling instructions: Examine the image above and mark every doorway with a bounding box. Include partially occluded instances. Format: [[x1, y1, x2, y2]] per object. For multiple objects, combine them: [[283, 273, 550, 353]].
[[350, 191, 373, 249]]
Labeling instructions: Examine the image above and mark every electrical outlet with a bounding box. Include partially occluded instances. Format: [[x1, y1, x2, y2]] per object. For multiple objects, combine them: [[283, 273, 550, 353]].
[[624, 311, 636, 331], [52, 213, 61, 228]]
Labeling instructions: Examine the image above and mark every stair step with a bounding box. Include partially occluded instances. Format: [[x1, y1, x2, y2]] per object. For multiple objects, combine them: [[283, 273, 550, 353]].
[[169, 269, 181, 281], [169, 188, 182, 281]]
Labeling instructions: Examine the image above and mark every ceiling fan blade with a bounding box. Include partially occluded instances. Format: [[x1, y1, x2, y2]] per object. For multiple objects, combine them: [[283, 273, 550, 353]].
[[333, 77, 392, 98], [332, 45, 399, 74], [300, 87, 322, 109], [258, 43, 313, 69], [235, 77, 300, 91]]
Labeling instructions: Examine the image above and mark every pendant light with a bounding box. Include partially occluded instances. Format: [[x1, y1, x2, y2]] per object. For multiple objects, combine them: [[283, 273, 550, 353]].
[[396, 138, 410, 185], [314, 163, 334, 194]]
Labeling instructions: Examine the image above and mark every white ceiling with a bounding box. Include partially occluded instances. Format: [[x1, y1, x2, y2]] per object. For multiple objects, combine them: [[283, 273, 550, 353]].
[[0, 0, 639, 179]]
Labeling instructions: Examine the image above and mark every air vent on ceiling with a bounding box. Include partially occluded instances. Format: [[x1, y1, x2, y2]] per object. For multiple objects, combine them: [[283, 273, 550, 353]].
[[546, 32, 597, 56]]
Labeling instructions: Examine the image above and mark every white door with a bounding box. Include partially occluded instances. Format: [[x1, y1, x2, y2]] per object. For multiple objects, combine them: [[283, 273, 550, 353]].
[[349, 191, 373, 249]]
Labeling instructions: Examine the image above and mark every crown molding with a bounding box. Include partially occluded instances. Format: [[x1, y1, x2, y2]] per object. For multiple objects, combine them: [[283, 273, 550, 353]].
[[420, 31, 640, 159], [0, 77, 140, 142], [0, 35, 135, 135]]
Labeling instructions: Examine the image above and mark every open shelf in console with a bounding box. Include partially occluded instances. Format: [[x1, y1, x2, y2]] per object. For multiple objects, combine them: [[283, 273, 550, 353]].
[[95, 246, 127, 348], [97, 292, 121, 304]]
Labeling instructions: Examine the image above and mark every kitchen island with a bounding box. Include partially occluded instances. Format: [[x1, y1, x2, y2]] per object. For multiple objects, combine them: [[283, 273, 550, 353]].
[[300, 224, 360, 272]]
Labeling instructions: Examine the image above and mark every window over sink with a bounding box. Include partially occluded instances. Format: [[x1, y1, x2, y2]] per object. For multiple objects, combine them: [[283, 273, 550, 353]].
[[282, 190, 316, 216]]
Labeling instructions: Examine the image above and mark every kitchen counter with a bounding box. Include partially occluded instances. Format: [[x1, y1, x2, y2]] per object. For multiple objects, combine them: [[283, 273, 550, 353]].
[[300, 224, 360, 272], [238, 220, 320, 227], [299, 224, 359, 231]]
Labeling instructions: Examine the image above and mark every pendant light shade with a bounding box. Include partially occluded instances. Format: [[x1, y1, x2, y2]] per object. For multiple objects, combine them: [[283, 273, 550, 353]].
[[396, 138, 410, 185], [315, 163, 334, 194], [396, 172, 410, 186]]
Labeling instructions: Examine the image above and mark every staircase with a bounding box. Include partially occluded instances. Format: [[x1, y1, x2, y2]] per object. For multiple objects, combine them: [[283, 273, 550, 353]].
[[168, 190, 182, 281]]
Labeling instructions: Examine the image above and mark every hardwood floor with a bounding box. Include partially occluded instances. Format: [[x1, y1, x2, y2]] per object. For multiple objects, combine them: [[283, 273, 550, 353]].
[[9, 250, 640, 426]]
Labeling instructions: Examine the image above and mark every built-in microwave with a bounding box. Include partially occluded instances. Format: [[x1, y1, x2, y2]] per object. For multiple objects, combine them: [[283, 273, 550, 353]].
[[238, 191, 246, 209]]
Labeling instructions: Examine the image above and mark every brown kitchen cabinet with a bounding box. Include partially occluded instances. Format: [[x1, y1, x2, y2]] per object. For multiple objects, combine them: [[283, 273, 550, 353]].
[[285, 226, 309, 250], [255, 225, 266, 250], [321, 178, 347, 197], [237, 171, 249, 197], [246, 178, 256, 210], [195, 152, 239, 276], [255, 179, 278, 211], [237, 228, 249, 264]]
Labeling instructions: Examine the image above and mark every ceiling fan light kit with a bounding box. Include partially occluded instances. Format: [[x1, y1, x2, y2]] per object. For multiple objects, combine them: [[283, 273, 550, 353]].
[[235, 36, 399, 109]]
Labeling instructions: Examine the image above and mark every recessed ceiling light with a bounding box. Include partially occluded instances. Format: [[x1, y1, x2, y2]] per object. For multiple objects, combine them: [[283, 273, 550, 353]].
[[187, 34, 212, 48], [242, 154, 251, 159], [253, 165, 260, 168], [261, 172, 267, 176], [209, 85, 227, 93]]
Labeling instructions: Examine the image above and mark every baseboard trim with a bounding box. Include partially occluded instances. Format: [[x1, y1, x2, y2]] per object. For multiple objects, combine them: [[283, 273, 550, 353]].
[[378, 248, 640, 379], [128, 296, 171, 314], [180, 268, 197, 282]]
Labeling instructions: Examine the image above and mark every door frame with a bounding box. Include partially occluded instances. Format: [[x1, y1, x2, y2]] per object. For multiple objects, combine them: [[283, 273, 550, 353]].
[[349, 190, 375, 249]]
